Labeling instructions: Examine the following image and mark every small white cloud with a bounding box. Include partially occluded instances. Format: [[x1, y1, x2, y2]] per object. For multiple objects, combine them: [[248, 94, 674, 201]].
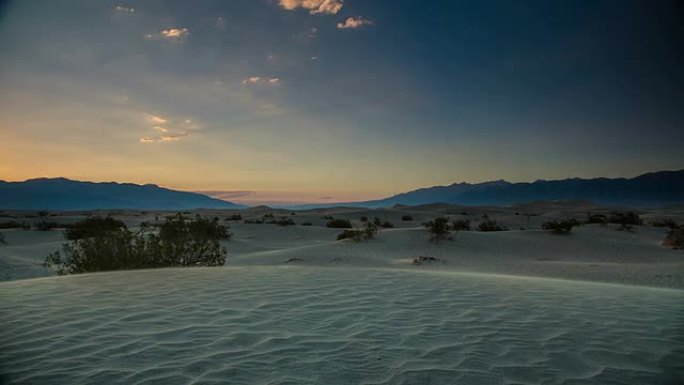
[[147, 114, 167, 124], [268, 78, 280, 84], [337, 17, 373, 29], [152, 126, 168, 132], [279, 0, 343, 15], [145, 28, 190, 42], [242, 76, 261, 85], [161, 28, 189, 38], [114, 5, 135, 14], [310, 55, 318, 60], [184, 119, 192, 124], [139, 137, 155, 143]]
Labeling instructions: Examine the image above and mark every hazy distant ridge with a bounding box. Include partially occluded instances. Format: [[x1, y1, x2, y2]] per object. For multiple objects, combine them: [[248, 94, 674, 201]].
[[0, 178, 243, 210], [354, 170, 684, 208]]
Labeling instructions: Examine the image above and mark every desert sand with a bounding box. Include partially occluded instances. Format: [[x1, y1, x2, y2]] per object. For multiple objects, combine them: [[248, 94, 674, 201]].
[[1, 204, 683, 384]]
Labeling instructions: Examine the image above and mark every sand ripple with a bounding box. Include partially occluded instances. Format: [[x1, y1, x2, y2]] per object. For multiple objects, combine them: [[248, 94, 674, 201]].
[[1, 267, 682, 384]]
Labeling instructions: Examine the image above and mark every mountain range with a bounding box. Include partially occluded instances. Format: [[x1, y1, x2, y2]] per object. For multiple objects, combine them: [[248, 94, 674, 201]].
[[348, 170, 684, 208], [286, 170, 684, 209], [1, 170, 682, 210], [0, 178, 242, 210]]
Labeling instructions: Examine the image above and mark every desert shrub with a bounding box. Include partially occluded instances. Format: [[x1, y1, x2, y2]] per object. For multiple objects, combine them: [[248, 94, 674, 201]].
[[159, 214, 232, 242], [586, 213, 608, 225], [263, 214, 274, 219], [337, 223, 378, 242], [411, 256, 443, 265], [326, 218, 352, 228], [541, 219, 579, 234], [478, 216, 507, 232], [380, 220, 394, 228], [34, 220, 59, 231], [244, 217, 264, 224], [360, 216, 368, 222], [401, 215, 413, 221], [652, 219, 678, 229], [451, 219, 471, 231], [617, 223, 635, 232], [300, 222, 313, 226], [0, 221, 31, 230], [227, 214, 243, 221], [323, 215, 333, 220], [663, 227, 684, 249], [424, 217, 451, 240], [44, 214, 228, 275], [270, 217, 295, 226], [64, 216, 126, 240], [608, 212, 642, 226]]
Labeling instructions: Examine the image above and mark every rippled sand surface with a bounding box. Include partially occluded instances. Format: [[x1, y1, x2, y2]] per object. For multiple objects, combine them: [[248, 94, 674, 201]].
[[1, 267, 682, 384]]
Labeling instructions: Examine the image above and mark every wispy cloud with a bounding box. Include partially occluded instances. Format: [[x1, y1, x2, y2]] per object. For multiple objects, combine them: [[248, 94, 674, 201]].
[[241, 77, 281, 86], [147, 114, 167, 124], [114, 5, 135, 14], [241, 76, 261, 85], [140, 114, 195, 144], [145, 28, 190, 42], [278, 0, 343, 15], [337, 17, 373, 29]]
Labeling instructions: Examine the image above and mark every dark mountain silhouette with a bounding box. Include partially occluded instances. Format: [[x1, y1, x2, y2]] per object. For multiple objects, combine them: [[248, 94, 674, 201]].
[[287, 170, 684, 209], [354, 170, 684, 208], [0, 178, 243, 210]]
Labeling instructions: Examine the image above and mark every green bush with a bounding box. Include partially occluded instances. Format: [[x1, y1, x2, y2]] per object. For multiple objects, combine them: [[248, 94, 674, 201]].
[[337, 223, 378, 242], [451, 219, 471, 231], [64, 216, 126, 240], [326, 218, 352, 228], [541, 219, 579, 234], [44, 214, 228, 275], [608, 212, 642, 226], [0, 221, 31, 230], [663, 227, 684, 249], [424, 217, 451, 240], [478, 216, 507, 232], [652, 218, 678, 229], [34, 220, 60, 231], [269, 217, 295, 226], [586, 213, 608, 225]]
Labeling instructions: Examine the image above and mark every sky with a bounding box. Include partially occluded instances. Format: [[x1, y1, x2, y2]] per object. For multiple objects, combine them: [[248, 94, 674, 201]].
[[1, 0, 683, 204]]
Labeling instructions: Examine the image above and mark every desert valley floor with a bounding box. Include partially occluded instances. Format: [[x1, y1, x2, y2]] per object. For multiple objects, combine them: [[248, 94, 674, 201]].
[[1, 203, 683, 384]]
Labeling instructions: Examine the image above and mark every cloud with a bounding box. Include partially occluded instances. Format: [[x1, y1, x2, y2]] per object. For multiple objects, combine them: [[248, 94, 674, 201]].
[[197, 190, 256, 200], [241, 76, 261, 85], [278, 0, 343, 15], [145, 28, 190, 42], [337, 17, 373, 29], [241, 77, 281, 86], [114, 5, 135, 14], [140, 114, 195, 144], [147, 114, 167, 124]]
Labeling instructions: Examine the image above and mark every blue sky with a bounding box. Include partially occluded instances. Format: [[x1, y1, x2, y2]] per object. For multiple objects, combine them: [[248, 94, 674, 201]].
[[1, 0, 682, 204]]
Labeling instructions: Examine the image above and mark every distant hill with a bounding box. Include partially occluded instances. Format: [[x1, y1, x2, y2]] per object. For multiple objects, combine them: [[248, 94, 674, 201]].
[[289, 170, 684, 209], [355, 170, 684, 208], [0, 178, 243, 210]]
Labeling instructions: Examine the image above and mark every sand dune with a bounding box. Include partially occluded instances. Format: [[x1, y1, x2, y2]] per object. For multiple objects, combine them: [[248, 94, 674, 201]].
[[1, 267, 682, 384]]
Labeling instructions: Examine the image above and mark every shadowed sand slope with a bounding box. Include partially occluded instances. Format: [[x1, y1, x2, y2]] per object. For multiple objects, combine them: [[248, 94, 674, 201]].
[[1, 267, 682, 385]]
